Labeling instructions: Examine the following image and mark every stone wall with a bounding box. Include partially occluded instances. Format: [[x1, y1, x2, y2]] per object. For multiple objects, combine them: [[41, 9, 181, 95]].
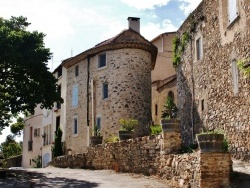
[[6, 155, 22, 168], [50, 135, 231, 188], [177, 0, 250, 161]]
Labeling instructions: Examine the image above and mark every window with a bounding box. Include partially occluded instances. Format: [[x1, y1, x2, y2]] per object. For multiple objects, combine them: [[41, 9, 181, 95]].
[[34, 128, 40, 137], [232, 60, 239, 95], [56, 116, 60, 132], [201, 99, 205, 111], [98, 53, 106, 68], [57, 66, 62, 78], [56, 85, 61, 109], [72, 85, 78, 107], [103, 83, 108, 99], [228, 0, 238, 23], [75, 65, 79, 77], [73, 117, 78, 135], [96, 117, 101, 130], [196, 37, 203, 61], [43, 124, 52, 146], [155, 104, 158, 116]]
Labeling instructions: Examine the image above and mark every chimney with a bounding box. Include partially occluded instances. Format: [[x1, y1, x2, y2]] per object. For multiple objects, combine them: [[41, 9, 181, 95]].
[[127, 17, 140, 33]]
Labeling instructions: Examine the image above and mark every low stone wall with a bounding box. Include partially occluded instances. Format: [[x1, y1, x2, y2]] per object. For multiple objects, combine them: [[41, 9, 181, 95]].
[[6, 155, 22, 168], [50, 135, 231, 187]]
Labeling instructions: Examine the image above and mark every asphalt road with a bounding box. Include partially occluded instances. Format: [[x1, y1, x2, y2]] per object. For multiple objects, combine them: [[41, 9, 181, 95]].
[[27, 167, 169, 188]]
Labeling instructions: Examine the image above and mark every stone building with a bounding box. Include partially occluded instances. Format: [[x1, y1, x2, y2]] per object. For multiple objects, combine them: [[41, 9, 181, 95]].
[[63, 17, 157, 154], [151, 32, 177, 125], [177, 0, 250, 161]]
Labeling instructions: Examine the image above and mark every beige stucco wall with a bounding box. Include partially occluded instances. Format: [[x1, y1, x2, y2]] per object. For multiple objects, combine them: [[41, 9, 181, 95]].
[[22, 106, 43, 168], [151, 32, 177, 125], [65, 48, 152, 154]]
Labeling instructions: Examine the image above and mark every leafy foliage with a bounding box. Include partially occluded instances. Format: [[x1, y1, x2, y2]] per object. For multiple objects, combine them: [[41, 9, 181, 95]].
[[104, 135, 119, 143], [237, 59, 250, 77], [161, 96, 177, 119], [0, 135, 22, 159], [32, 155, 42, 168], [10, 116, 25, 136], [119, 118, 138, 132], [150, 125, 162, 135], [53, 128, 63, 158], [172, 32, 189, 67], [0, 16, 63, 130]]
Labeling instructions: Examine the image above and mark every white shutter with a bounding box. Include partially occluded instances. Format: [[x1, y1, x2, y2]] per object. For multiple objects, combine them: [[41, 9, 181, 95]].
[[228, 0, 237, 23]]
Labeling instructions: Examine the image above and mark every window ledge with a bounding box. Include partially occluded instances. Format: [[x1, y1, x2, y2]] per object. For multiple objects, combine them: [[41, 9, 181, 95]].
[[227, 14, 240, 29], [98, 65, 107, 71]]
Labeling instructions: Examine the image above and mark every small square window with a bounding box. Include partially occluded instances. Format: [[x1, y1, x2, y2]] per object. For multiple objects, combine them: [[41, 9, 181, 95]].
[[98, 53, 106, 68], [103, 83, 108, 99], [196, 37, 203, 61], [75, 65, 79, 77], [73, 117, 78, 135]]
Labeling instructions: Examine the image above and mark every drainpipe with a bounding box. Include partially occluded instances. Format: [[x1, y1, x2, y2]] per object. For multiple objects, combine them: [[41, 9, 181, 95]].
[[91, 78, 94, 136], [87, 56, 90, 146], [160, 34, 164, 52], [190, 34, 195, 143]]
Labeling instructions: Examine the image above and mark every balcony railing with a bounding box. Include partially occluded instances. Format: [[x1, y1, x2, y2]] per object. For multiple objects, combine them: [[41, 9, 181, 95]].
[[28, 140, 33, 151]]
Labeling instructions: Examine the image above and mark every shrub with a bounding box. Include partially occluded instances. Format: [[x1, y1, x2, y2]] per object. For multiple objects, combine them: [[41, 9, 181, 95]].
[[150, 125, 162, 135], [119, 118, 138, 132]]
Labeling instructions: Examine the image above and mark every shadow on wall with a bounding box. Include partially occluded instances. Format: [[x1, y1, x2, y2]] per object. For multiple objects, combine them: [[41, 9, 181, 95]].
[[177, 66, 205, 146]]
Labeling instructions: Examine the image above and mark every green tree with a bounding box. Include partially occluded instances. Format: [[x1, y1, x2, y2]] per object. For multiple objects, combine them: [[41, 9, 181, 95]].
[[10, 116, 25, 136], [0, 135, 22, 159], [53, 128, 63, 158], [0, 16, 63, 131], [161, 96, 177, 119]]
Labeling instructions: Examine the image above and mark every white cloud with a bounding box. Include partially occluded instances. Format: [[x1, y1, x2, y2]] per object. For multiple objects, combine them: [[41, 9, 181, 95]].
[[120, 0, 171, 10], [141, 19, 178, 41], [178, 0, 202, 15]]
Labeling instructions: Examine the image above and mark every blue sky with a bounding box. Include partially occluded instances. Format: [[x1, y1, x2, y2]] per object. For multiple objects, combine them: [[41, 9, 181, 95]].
[[0, 0, 201, 144]]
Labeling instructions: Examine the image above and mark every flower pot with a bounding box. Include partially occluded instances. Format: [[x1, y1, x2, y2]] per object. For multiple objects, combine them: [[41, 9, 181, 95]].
[[196, 133, 224, 152], [118, 130, 133, 140], [90, 136, 103, 146], [161, 119, 180, 132]]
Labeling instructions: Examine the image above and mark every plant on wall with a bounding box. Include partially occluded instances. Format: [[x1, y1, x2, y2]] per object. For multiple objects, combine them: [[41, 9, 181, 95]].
[[32, 155, 42, 168], [237, 59, 250, 77], [161, 96, 177, 119], [53, 128, 63, 158], [173, 32, 189, 67]]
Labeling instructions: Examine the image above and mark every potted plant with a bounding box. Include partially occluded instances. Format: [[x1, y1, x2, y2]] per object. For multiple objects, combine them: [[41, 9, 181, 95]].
[[118, 118, 138, 140], [161, 96, 180, 132], [90, 126, 103, 146], [150, 124, 162, 135], [196, 129, 228, 153]]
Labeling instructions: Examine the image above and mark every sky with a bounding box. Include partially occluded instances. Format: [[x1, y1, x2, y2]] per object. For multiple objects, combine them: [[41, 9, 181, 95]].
[[0, 0, 202, 144]]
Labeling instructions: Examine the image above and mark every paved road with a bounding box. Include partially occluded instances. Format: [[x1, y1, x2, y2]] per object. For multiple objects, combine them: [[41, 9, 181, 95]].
[[27, 167, 169, 188], [1, 160, 250, 188]]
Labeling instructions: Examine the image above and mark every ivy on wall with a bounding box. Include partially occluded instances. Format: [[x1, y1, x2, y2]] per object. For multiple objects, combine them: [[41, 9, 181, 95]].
[[237, 59, 250, 77], [173, 32, 190, 68]]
